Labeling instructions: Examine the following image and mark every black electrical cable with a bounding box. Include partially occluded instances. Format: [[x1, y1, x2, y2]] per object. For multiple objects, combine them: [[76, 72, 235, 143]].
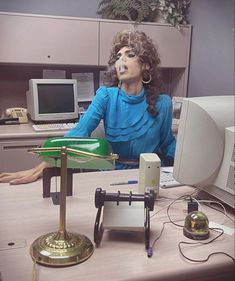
[[148, 194, 235, 262], [178, 227, 235, 262], [166, 194, 193, 227], [147, 221, 170, 257], [203, 202, 235, 224], [148, 194, 195, 257]]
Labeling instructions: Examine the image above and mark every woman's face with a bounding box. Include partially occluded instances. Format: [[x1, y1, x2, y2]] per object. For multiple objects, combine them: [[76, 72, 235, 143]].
[[115, 46, 144, 85]]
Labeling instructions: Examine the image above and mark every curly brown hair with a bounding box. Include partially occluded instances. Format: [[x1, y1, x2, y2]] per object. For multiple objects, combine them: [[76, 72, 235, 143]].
[[107, 30, 163, 116]]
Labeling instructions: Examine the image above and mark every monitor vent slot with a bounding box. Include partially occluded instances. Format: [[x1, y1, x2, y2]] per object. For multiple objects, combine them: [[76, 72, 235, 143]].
[[231, 144, 235, 163], [226, 165, 235, 191]]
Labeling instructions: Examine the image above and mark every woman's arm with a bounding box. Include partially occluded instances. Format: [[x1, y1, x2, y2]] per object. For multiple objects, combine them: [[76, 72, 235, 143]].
[[65, 86, 108, 137], [0, 161, 49, 185], [0, 87, 109, 185]]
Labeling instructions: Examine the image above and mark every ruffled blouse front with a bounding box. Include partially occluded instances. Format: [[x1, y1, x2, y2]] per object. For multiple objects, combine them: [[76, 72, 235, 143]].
[[65, 86, 176, 168], [104, 88, 156, 142]]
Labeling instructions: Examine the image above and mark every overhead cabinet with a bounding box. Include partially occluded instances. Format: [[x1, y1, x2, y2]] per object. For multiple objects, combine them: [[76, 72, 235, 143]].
[[0, 12, 191, 97], [0, 13, 191, 68], [0, 13, 99, 65], [99, 21, 191, 68]]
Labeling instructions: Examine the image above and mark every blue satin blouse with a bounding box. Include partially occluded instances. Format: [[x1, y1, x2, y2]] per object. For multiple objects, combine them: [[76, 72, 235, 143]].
[[64, 86, 176, 169]]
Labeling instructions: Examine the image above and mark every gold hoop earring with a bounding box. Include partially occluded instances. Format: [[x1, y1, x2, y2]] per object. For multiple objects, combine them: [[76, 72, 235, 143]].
[[142, 72, 152, 84]]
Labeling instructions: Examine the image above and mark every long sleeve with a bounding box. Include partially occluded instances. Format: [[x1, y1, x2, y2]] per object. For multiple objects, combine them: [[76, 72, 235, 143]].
[[64, 87, 108, 138]]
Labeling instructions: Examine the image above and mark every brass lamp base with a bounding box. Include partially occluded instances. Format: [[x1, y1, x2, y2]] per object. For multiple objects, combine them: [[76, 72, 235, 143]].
[[30, 230, 94, 267]]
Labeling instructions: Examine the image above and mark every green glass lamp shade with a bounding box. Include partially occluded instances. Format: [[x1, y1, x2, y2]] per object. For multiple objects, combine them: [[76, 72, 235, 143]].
[[30, 137, 118, 170], [183, 211, 210, 240]]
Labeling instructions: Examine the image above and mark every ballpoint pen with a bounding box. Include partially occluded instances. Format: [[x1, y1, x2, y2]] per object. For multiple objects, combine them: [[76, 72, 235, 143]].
[[110, 180, 138, 186]]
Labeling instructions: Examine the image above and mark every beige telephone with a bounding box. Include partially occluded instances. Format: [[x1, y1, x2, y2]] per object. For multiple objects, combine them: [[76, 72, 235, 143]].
[[5, 107, 28, 123]]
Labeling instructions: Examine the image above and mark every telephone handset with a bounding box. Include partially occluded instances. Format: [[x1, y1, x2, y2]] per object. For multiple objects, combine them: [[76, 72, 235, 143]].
[[5, 107, 28, 123]]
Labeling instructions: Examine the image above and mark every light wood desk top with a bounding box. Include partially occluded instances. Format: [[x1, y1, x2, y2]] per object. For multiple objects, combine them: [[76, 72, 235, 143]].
[[0, 123, 178, 140], [0, 169, 234, 281], [0, 123, 65, 140], [0, 121, 105, 141]]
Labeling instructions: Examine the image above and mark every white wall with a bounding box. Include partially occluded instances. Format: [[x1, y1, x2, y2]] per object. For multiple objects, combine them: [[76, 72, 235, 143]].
[[188, 0, 234, 97]]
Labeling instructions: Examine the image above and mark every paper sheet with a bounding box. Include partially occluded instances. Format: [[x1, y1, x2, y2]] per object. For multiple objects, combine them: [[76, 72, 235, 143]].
[[99, 70, 111, 87], [42, 69, 66, 79], [72, 72, 94, 101]]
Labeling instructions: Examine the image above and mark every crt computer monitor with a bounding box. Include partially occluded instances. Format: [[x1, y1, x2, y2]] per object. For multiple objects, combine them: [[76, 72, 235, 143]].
[[173, 95, 235, 208], [26, 79, 78, 122]]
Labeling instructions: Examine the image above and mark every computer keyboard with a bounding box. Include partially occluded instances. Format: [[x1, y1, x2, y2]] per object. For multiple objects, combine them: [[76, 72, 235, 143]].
[[160, 167, 182, 188], [32, 123, 77, 132]]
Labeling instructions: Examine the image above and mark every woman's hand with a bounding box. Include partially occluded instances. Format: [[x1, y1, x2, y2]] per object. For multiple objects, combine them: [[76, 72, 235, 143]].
[[0, 162, 49, 185]]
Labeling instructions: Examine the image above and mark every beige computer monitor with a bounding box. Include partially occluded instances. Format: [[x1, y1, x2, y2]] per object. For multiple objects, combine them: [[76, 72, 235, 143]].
[[173, 95, 235, 208]]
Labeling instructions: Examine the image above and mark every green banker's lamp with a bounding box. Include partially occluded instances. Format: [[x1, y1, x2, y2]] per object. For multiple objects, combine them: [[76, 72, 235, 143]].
[[29, 137, 118, 267]]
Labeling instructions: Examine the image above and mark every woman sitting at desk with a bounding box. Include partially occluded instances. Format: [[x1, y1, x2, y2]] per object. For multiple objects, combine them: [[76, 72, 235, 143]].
[[0, 30, 176, 185]]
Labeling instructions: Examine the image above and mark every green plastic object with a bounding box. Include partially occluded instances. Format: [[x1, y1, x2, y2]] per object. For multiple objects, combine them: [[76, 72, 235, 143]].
[[30, 137, 118, 170]]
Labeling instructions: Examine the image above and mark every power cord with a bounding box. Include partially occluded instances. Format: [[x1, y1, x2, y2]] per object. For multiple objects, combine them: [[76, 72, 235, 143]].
[[200, 200, 233, 224], [166, 194, 193, 227], [147, 221, 169, 257], [147, 194, 234, 262], [178, 227, 235, 262]]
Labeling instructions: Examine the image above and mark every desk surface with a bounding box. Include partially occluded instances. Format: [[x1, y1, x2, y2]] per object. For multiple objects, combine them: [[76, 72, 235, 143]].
[[0, 123, 179, 140], [0, 121, 105, 140], [0, 169, 234, 281], [0, 123, 67, 140]]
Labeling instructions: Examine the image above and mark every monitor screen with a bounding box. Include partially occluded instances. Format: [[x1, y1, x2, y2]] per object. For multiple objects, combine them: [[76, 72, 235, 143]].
[[173, 95, 235, 208], [38, 84, 75, 114], [27, 79, 78, 122]]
